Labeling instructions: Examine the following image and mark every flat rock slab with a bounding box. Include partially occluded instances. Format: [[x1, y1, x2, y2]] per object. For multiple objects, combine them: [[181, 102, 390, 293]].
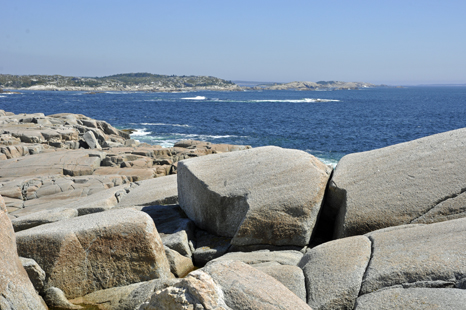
[[299, 235, 371, 310], [178, 146, 332, 247], [326, 127, 466, 238], [0, 195, 47, 309], [355, 287, 466, 310], [16, 208, 172, 299], [361, 217, 466, 294]]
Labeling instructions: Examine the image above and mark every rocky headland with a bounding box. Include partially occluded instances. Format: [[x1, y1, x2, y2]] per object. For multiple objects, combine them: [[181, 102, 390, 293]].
[[1, 109, 465, 309]]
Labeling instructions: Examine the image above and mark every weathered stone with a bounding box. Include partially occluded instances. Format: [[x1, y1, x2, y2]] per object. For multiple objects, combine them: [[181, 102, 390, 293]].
[[140, 270, 230, 310], [361, 217, 466, 294], [255, 264, 307, 301], [16, 208, 172, 299], [299, 235, 372, 310], [327, 128, 466, 238], [213, 249, 303, 266], [0, 195, 47, 309], [204, 260, 312, 309], [20, 257, 47, 292], [354, 287, 466, 310], [165, 246, 195, 278], [178, 146, 332, 247], [194, 230, 231, 266], [117, 174, 178, 208], [83, 130, 102, 149]]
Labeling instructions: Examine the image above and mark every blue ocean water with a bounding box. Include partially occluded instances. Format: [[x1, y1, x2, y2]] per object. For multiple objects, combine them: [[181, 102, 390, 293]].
[[1, 87, 466, 166]]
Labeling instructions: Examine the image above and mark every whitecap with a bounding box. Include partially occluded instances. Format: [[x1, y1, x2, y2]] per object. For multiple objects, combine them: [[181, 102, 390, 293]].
[[181, 96, 206, 100], [130, 129, 151, 136]]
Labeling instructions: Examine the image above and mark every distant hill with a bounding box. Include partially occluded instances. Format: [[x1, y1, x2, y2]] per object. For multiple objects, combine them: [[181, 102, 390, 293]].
[[0, 73, 239, 91]]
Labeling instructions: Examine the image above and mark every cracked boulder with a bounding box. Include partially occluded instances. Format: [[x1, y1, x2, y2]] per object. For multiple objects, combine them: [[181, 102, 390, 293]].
[[178, 146, 332, 247], [326, 127, 466, 238], [0, 195, 47, 309], [16, 208, 172, 299]]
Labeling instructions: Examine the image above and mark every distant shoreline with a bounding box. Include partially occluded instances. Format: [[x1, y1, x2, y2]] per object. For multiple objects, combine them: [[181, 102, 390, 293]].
[[0, 73, 387, 92]]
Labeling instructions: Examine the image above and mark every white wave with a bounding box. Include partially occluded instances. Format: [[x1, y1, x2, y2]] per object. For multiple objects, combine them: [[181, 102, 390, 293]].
[[140, 122, 191, 127], [0, 95, 6, 98], [182, 96, 206, 100], [130, 128, 151, 136]]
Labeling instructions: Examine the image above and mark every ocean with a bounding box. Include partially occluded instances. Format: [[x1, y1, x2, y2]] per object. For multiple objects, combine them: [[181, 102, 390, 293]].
[[1, 87, 466, 166]]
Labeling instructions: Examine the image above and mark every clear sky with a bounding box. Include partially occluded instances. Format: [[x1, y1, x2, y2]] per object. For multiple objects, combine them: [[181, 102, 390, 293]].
[[1, 0, 465, 85]]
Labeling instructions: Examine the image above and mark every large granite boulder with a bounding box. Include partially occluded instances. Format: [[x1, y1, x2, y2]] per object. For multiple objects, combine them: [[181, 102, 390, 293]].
[[0, 195, 47, 309], [16, 208, 172, 299], [178, 146, 332, 247], [326, 128, 466, 238]]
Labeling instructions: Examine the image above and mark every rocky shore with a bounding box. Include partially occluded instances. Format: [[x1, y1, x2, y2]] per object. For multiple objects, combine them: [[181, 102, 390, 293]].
[[1, 109, 466, 309]]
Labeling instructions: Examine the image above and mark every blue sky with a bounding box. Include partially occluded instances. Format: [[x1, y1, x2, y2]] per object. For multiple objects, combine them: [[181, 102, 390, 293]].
[[1, 0, 465, 84]]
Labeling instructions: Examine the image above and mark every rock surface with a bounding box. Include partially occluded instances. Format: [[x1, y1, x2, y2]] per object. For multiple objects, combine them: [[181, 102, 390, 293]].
[[326, 127, 466, 238], [16, 208, 172, 299], [0, 195, 47, 309], [178, 146, 332, 247]]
